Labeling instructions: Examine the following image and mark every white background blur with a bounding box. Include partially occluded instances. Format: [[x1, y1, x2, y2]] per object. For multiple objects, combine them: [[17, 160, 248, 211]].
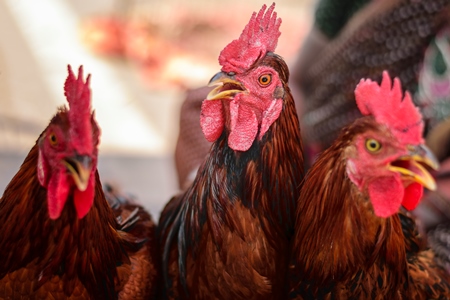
[[0, 0, 313, 219]]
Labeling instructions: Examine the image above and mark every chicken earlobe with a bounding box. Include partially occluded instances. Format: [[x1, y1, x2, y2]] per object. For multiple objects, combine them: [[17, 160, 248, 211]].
[[258, 98, 283, 140]]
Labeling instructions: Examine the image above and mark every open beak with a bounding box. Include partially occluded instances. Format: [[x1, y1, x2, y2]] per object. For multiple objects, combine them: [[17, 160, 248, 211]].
[[63, 155, 93, 191], [206, 72, 247, 101], [388, 144, 439, 191]]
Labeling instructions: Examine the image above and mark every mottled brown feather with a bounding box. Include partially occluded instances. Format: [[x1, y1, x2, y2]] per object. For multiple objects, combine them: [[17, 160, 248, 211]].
[[111, 200, 161, 300]]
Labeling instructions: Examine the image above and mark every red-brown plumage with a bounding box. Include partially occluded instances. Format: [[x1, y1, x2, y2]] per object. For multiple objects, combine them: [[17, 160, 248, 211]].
[[105, 187, 161, 300], [0, 66, 159, 299], [288, 72, 450, 299], [158, 3, 304, 299]]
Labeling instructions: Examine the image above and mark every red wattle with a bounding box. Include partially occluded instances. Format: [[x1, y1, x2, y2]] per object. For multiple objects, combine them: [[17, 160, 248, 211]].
[[401, 182, 423, 211], [368, 175, 404, 218], [73, 170, 95, 219], [228, 100, 258, 151], [200, 100, 224, 142], [47, 169, 70, 220]]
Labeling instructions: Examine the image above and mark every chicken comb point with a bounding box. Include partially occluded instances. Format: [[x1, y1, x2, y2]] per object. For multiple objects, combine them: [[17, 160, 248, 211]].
[[354, 71, 424, 145], [218, 3, 281, 73], [64, 65, 93, 154]]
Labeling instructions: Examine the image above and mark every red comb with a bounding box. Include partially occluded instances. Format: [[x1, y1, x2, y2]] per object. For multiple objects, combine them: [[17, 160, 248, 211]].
[[354, 71, 424, 145], [64, 65, 93, 154], [218, 3, 281, 73]]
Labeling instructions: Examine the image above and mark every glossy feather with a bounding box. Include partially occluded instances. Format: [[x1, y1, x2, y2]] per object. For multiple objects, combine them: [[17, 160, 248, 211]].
[[159, 54, 304, 299]]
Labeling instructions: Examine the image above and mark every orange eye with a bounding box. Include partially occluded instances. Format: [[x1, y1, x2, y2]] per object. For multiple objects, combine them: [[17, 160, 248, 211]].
[[258, 74, 272, 86], [49, 133, 58, 146]]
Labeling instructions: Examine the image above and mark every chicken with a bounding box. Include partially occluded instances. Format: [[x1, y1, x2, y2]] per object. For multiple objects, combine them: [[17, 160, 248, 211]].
[[0, 66, 159, 299], [158, 3, 304, 299], [289, 0, 450, 239], [288, 71, 450, 299]]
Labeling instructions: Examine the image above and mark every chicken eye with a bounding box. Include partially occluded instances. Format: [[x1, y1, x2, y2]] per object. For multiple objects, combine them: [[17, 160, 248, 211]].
[[365, 139, 381, 153], [258, 74, 272, 86], [49, 133, 58, 146]]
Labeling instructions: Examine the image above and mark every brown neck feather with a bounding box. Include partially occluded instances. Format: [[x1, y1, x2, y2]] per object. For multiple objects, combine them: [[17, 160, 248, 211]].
[[252, 86, 304, 239], [0, 144, 127, 298], [182, 80, 303, 252]]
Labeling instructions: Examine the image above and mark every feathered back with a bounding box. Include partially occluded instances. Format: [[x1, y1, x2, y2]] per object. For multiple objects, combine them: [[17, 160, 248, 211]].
[[354, 71, 424, 145], [218, 3, 281, 73], [64, 65, 93, 154]]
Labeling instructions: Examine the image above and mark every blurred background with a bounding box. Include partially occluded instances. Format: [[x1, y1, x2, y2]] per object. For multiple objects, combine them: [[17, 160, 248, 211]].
[[0, 0, 314, 218]]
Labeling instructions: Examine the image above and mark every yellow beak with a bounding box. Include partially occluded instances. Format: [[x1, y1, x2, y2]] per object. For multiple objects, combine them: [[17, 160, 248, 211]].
[[206, 72, 247, 101], [388, 144, 439, 191], [63, 155, 92, 191]]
